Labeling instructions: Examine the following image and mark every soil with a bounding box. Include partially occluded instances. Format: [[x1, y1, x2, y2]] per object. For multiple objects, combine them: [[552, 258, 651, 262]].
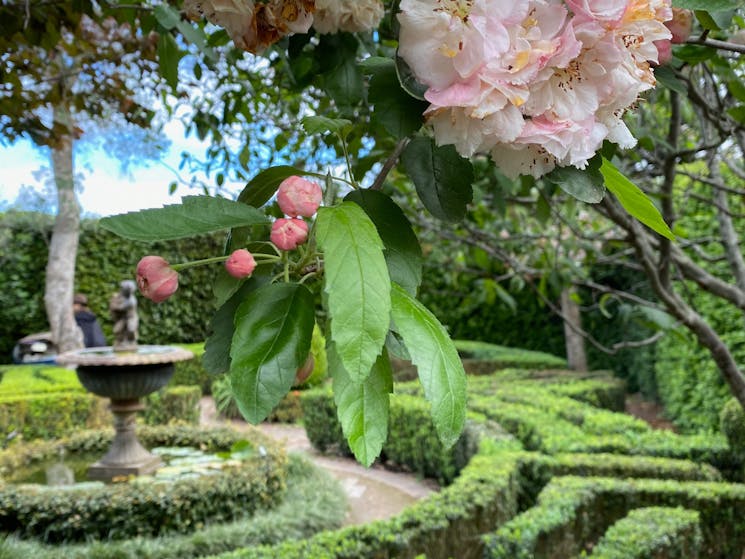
[[199, 397, 436, 526], [624, 393, 677, 431]]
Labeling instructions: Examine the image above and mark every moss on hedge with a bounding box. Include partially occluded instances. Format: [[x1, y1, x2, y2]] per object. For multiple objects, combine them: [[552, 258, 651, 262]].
[[0, 425, 288, 543]]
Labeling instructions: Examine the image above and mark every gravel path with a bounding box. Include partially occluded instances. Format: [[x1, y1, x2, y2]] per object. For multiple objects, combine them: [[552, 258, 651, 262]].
[[199, 397, 436, 526]]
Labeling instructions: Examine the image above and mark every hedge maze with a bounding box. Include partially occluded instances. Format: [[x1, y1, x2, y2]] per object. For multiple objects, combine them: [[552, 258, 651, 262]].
[[270, 367, 745, 559]]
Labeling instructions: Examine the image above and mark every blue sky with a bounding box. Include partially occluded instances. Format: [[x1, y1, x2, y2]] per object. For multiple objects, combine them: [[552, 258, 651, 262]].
[[0, 120, 245, 217]]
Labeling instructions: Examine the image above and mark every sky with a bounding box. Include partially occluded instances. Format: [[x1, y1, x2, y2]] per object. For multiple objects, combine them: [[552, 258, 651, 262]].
[[0, 120, 244, 217]]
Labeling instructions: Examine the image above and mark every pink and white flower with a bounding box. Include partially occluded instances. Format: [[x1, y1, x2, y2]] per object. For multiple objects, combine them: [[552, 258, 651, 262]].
[[397, 0, 673, 179]]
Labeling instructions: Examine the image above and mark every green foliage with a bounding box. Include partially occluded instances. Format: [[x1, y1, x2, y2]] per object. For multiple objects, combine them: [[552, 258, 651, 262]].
[[455, 340, 567, 369], [0, 425, 287, 543], [588, 507, 702, 559], [720, 398, 745, 463], [99, 196, 269, 241], [316, 202, 391, 383], [229, 283, 315, 423], [0, 454, 346, 559], [0, 213, 225, 362], [170, 343, 212, 394], [143, 385, 202, 426], [483, 476, 745, 559]]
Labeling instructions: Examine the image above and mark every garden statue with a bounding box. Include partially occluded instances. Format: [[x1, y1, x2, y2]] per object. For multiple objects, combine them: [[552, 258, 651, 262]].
[[110, 279, 138, 351]]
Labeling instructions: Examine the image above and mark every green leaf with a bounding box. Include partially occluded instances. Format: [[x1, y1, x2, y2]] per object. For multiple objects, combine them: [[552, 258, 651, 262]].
[[238, 166, 317, 208], [301, 116, 353, 138], [324, 56, 363, 108], [157, 31, 182, 90], [154, 4, 180, 30], [544, 162, 605, 204], [401, 137, 474, 222], [368, 62, 427, 138], [100, 196, 269, 241], [654, 65, 687, 95], [673, 0, 740, 10], [601, 159, 675, 240], [395, 54, 428, 101], [390, 283, 466, 448], [358, 56, 394, 74], [330, 344, 392, 466], [229, 283, 315, 423], [203, 279, 265, 375], [345, 189, 423, 295], [316, 202, 391, 383]]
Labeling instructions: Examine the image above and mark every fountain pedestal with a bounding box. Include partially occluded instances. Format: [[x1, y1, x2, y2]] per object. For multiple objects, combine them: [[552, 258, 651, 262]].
[[56, 346, 193, 482]]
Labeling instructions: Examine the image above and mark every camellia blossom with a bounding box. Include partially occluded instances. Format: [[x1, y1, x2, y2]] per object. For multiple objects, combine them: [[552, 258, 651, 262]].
[[271, 218, 309, 251], [136, 256, 179, 303], [397, 0, 673, 178], [277, 175, 323, 217], [312, 0, 384, 34], [184, 0, 314, 53], [225, 249, 257, 278]]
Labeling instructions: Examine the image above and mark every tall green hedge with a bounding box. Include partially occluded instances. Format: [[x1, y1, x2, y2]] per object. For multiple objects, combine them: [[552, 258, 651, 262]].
[[0, 211, 223, 362]]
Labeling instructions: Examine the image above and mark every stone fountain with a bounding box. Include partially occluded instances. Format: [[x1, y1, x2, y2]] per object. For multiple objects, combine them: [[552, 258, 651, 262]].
[[57, 280, 193, 481]]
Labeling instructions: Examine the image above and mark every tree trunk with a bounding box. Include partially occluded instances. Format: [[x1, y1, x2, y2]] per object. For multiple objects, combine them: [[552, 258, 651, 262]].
[[560, 286, 588, 371], [45, 107, 83, 354]]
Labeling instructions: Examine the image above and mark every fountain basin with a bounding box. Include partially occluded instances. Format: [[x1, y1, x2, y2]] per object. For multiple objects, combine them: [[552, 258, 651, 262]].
[[55, 345, 194, 481]]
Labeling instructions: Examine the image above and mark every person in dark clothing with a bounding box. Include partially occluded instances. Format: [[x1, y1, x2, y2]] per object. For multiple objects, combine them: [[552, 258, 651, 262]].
[[73, 293, 108, 348]]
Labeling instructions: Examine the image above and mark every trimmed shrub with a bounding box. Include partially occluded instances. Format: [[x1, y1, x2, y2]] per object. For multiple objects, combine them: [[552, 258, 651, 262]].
[[170, 343, 212, 394], [0, 425, 287, 543], [588, 507, 702, 559], [0, 454, 346, 559], [0, 365, 82, 395], [720, 398, 745, 462], [213, 450, 524, 559], [483, 475, 745, 559], [0, 391, 108, 441], [143, 385, 202, 426]]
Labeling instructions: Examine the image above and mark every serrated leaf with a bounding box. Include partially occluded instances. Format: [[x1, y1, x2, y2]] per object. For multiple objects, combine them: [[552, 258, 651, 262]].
[[100, 196, 269, 241], [316, 202, 391, 382], [330, 344, 392, 466], [601, 159, 675, 240], [401, 137, 474, 222], [345, 190, 422, 295], [157, 31, 182, 90], [368, 63, 427, 138], [229, 283, 315, 423], [395, 53, 428, 101], [203, 280, 265, 375], [301, 116, 353, 138], [545, 164, 605, 204], [390, 283, 466, 448], [238, 166, 319, 209]]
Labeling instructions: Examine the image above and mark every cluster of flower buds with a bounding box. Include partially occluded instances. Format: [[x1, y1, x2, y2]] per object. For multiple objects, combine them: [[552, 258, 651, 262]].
[[270, 175, 322, 251], [397, 0, 675, 179]]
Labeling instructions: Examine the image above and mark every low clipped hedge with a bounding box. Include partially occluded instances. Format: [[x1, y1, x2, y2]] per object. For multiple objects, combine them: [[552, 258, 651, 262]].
[[0, 425, 287, 543], [0, 454, 346, 559], [588, 507, 702, 559], [483, 476, 745, 559], [143, 385, 202, 425], [213, 447, 524, 559], [0, 363, 204, 440], [171, 343, 212, 394]]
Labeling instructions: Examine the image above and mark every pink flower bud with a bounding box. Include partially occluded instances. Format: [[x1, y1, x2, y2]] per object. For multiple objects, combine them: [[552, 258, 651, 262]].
[[136, 256, 179, 303], [655, 39, 672, 65], [277, 176, 322, 217], [667, 8, 693, 44], [271, 218, 309, 251], [225, 249, 257, 279]]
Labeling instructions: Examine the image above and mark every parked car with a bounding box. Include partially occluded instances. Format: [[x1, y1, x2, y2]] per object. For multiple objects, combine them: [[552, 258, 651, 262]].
[[11, 332, 58, 364]]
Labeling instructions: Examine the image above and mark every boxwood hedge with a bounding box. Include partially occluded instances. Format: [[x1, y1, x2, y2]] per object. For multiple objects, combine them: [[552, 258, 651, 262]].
[[0, 425, 287, 543]]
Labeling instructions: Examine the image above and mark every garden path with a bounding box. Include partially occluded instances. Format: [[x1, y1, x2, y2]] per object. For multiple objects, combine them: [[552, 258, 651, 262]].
[[199, 397, 437, 526]]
